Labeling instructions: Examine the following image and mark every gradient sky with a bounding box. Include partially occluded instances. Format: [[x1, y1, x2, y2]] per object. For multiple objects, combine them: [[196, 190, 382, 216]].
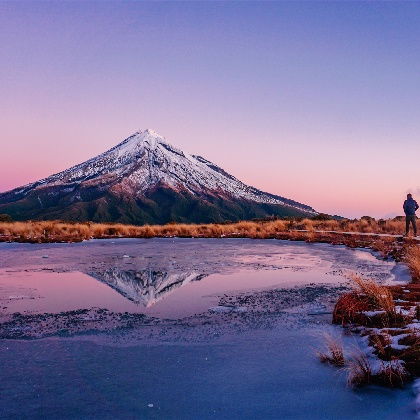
[[1, 1, 420, 218]]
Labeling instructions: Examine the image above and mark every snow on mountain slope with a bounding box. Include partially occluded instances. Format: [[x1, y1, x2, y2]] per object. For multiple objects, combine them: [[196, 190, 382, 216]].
[[5, 129, 316, 215]]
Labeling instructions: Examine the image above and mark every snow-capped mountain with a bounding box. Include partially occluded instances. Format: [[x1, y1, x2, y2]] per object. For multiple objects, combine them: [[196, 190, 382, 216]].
[[89, 268, 207, 307], [0, 129, 317, 223]]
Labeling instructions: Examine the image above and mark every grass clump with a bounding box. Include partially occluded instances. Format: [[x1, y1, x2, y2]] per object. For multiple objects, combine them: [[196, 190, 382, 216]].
[[346, 353, 409, 388], [399, 333, 420, 376], [329, 271, 418, 389], [333, 291, 370, 326], [376, 361, 410, 388], [333, 275, 410, 328], [368, 333, 391, 359], [346, 352, 373, 387], [405, 245, 420, 282], [316, 333, 346, 367], [351, 274, 395, 314]]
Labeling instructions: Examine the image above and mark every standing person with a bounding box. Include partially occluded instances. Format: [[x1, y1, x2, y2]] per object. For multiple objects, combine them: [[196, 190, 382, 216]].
[[403, 193, 419, 236]]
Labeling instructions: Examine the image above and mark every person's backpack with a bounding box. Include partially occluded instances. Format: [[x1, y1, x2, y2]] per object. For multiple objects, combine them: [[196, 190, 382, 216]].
[[405, 199, 418, 214]]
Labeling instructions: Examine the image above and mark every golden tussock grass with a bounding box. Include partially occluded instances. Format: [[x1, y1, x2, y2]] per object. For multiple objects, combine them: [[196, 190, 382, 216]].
[[346, 353, 408, 388], [316, 333, 345, 367], [332, 292, 371, 326], [346, 351, 373, 387], [350, 274, 395, 314], [0, 216, 416, 244], [0, 217, 414, 243], [0, 219, 291, 243], [292, 217, 409, 235], [399, 333, 420, 377], [332, 273, 417, 329], [317, 336, 412, 388], [369, 334, 391, 359], [405, 245, 420, 282], [329, 273, 418, 387], [376, 360, 409, 388]]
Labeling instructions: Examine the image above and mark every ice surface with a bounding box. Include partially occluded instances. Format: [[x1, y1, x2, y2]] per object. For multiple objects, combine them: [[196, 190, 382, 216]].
[[0, 239, 406, 319], [0, 238, 416, 419], [0, 326, 416, 419]]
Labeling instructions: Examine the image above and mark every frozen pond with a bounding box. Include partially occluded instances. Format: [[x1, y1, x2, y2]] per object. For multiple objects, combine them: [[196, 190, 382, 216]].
[[0, 238, 409, 319], [0, 269, 342, 319], [0, 239, 416, 418]]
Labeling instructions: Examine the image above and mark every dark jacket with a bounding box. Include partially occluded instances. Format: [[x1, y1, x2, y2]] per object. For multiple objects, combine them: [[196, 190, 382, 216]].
[[403, 198, 419, 216]]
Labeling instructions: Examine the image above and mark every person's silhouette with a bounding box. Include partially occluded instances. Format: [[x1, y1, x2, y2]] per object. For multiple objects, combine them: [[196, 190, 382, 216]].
[[403, 193, 419, 236]]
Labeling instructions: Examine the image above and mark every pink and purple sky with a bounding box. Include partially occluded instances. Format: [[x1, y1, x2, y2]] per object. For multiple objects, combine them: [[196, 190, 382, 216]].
[[1, 1, 419, 219]]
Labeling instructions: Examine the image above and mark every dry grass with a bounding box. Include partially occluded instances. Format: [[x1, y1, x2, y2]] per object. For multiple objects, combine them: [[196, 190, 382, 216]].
[[346, 352, 410, 388], [332, 275, 412, 328], [318, 335, 413, 388], [376, 361, 409, 388], [293, 217, 409, 235], [346, 352, 373, 387], [369, 333, 391, 359], [317, 333, 346, 367], [0, 219, 291, 242], [406, 245, 420, 282], [330, 276, 418, 388], [350, 274, 395, 314], [0, 217, 416, 245], [332, 292, 371, 326], [399, 333, 420, 376]]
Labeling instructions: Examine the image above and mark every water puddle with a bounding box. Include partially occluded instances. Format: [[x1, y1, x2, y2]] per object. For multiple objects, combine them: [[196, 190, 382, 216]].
[[0, 265, 347, 319]]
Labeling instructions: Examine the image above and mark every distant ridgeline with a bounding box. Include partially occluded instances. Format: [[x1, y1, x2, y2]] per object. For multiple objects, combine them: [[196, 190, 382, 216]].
[[0, 130, 318, 224]]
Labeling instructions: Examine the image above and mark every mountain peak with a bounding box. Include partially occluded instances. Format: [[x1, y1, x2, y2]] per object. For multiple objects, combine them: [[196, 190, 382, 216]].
[[120, 128, 167, 151], [133, 128, 163, 139], [111, 128, 165, 155], [0, 130, 317, 224], [141, 128, 161, 136]]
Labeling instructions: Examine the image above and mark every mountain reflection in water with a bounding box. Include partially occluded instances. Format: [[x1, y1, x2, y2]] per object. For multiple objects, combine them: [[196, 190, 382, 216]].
[[89, 268, 208, 307]]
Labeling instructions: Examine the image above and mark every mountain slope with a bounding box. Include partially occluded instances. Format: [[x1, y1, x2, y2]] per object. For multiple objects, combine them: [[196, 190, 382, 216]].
[[0, 129, 317, 223]]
